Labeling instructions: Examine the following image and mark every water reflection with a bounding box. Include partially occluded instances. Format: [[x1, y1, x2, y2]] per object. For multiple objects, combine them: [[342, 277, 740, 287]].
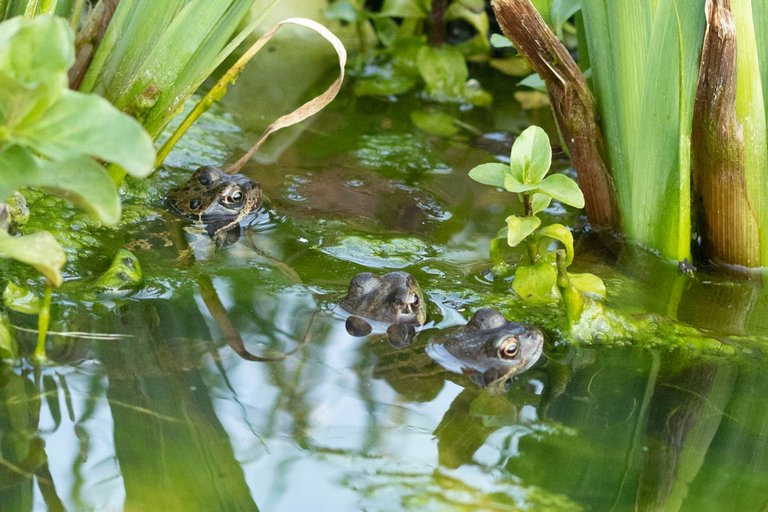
[[4, 288, 768, 510]]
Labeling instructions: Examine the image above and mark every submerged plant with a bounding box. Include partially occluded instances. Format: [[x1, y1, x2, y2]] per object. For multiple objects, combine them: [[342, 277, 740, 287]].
[[469, 125, 605, 322]]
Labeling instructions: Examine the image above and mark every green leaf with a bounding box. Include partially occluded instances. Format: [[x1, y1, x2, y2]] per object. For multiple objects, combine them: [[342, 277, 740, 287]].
[[417, 45, 468, 101], [490, 33, 514, 48], [13, 90, 155, 178], [531, 193, 553, 214], [468, 162, 510, 188], [325, 1, 361, 23], [506, 214, 541, 247], [410, 109, 458, 136], [0, 230, 65, 286], [518, 72, 547, 92], [569, 272, 606, 298], [354, 74, 415, 97], [509, 125, 552, 184], [551, 0, 581, 35], [537, 223, 574, 265], [538, 173, 585, 208], [0, 146, 121, 225], [504, 173, 539, 193], [0, 16, 73, 130], [3, 282, 40, 314], [378, 0, 429, 18], [513, 261, 558, 303]]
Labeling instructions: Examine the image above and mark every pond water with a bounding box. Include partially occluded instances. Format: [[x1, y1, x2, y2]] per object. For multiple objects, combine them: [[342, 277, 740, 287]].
[[3, 71, 768, 511]]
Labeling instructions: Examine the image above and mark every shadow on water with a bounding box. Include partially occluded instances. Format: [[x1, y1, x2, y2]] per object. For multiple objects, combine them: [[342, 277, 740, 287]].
[[4, 73, 768, 510]]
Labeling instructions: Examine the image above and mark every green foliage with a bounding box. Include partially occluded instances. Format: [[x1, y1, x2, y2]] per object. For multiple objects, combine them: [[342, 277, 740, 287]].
[[468, 125, 604, 325], [0, 15, 154, 285], [328, 0, 491, 107]]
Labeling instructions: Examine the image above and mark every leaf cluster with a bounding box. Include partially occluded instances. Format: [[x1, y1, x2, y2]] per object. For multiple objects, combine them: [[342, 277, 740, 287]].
[[468, 125, 604, 321], [0, 16, 154, 286], [326, 0, 492, 106]]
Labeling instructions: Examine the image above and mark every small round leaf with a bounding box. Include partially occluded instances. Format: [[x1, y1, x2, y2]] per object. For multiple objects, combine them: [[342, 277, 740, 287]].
[[538, 173, 585, 209], [506, 214, 541, 247], [509, 125, 552, 184], [468, 162, 510, 188]]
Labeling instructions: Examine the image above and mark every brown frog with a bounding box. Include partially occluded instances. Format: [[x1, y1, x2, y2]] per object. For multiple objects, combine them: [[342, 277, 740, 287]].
[[167, 166, 262, 240], [425, 308, 544, 387], [341, 271, 426, 344]]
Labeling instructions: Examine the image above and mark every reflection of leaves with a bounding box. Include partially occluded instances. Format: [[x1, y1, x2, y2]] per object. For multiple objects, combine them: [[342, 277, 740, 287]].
[[410, 109, 458, 136], [0, 313, 16, 358]]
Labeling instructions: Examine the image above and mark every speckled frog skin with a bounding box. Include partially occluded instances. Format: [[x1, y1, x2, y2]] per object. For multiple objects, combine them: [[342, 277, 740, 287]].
[[167, 166, 261, 230], [341, 271, 426, 342], [426, 308, 544, 386]]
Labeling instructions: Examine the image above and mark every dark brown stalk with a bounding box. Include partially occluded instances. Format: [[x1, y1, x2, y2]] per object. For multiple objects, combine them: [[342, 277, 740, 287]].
[[491, 0, 620, 231], [691, 0, 760, 267], [428, 0, 447, 47]]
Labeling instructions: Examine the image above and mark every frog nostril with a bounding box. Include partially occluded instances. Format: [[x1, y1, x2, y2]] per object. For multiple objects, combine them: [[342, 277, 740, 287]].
[[189, 198, 202, 210]]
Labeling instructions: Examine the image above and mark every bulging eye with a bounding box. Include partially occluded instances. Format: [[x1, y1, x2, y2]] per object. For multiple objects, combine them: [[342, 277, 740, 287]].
[[412, 295, 419, 306], [498, 338, 519, 359], [227, 190, 243, 203], [189, 198, 202, 210]]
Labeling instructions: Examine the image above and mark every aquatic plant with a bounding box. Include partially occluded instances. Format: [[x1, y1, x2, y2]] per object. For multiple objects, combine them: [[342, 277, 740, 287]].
[[325, 0, 492, 110], [492, 0, 768, 270], [0, 16, 154, 286], [469, 125, 605, 323]]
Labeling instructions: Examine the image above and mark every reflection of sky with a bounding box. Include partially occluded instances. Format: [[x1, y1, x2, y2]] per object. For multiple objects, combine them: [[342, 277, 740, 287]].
[[34, 368, 124, 511], [206, 313, 466, 511]]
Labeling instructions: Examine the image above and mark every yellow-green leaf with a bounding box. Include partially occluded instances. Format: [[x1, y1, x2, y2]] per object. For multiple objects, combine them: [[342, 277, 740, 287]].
[[513, 261, 558, 303], [538, 173, 585, 209], [468, 162, 509, 188], [537, 223, 574, 265], [506, 214, 541, 247], [509, 125, 552, 184], [0, 230, 65, 286]]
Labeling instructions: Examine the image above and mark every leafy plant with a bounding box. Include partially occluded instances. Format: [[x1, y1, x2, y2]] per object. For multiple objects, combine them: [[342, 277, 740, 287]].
[[326, 0, 492, 108], [468, 125, 605, 322], [493, 0, 768, 271], [0, 15, 154, 286]]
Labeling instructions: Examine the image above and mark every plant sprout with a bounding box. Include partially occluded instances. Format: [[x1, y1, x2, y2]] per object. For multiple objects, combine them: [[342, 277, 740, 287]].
[[468, 125, 605, 322]]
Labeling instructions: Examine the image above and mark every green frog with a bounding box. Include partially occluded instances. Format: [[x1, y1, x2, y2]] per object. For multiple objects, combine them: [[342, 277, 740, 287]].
[[425, 308, 544, 387], [341, 271, 426, 344], [166, 166, 262, 241]]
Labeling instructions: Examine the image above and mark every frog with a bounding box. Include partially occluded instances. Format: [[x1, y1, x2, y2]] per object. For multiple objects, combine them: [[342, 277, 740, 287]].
[[0, 192, 29, 235], [341, 271, 426, 345], [166, 166, 262, 243], [425, 308, 544, 387]]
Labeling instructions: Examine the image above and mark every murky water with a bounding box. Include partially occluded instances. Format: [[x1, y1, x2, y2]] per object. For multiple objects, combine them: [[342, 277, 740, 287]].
[[3, 74, 768, 511]]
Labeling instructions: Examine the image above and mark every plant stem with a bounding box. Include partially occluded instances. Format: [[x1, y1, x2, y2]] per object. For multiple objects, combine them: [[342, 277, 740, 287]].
[[692, 0, 761, 266], [428, 0, 447, 47], [555, 249, 584, 324], [32, 285, 52, 362]]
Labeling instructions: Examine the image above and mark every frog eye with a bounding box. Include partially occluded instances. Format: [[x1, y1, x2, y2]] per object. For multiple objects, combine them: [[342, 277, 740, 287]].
[[189, 198, 202, 210], [229, 190, 244, 203], [412, 295, 419, 306], [498, 337, 519, 359]]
